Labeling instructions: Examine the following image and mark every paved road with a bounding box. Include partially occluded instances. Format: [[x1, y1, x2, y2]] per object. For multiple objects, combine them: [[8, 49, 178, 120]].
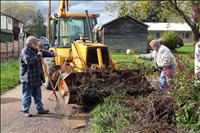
[[1, 85, 90, 133]]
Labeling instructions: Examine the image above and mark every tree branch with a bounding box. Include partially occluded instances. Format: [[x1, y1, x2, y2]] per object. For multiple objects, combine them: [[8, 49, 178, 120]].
[[168, 0, 194, 28], [174, 0, 177, 6]]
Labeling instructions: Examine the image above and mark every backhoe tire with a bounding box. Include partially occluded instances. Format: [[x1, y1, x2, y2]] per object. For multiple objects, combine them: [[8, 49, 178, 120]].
[[43, 57, 60, 90]]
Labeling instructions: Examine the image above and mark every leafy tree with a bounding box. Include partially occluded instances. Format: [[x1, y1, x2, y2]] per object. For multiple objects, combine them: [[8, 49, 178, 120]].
[[106, 1, 171, 22], [1, 1, 37, 24], [167, 0, 200, 42], [27, 10, 46, 37], [162, 31, 179, 50], [107, 0, 200, 42]]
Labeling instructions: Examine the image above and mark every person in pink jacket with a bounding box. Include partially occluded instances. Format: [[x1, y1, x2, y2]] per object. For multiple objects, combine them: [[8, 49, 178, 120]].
[[195, 38, 200, 77]]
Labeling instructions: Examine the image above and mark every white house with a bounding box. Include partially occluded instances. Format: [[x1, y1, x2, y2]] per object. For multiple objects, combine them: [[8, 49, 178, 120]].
[[0, 13, 24, 42], [145, 23, 193, 43]]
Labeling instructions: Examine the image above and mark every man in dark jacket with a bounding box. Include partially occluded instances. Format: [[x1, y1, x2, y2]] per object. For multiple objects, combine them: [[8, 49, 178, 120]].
[[20, 36, 55, 117]]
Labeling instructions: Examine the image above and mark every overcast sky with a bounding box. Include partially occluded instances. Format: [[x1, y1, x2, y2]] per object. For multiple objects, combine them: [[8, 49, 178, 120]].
[[19, 1, 118, 26]]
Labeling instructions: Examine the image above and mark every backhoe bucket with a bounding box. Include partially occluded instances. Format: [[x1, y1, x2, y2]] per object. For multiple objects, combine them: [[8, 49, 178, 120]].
[[59, 72, 76, 104]]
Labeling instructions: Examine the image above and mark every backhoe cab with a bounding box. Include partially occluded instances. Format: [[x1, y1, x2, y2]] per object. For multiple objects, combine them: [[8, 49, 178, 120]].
[[50, 14, 98, 48]]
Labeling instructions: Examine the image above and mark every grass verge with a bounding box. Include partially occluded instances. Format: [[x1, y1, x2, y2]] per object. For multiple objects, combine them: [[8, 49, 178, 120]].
[[90, 94, 132, 133], [0, 59, 20, 94]]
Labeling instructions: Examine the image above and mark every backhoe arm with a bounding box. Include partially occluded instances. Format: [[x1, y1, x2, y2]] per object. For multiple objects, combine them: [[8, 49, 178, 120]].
[[59, 0, 69, 16]]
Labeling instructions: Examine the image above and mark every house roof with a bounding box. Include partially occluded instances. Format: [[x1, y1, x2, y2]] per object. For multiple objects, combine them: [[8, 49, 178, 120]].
[[145, 22, 192, 32], [100, 16, 148, 30], [0, 12, 24, 24]]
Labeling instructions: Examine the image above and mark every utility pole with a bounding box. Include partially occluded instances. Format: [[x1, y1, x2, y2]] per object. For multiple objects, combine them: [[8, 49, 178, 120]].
[[66, 0, 69, 11], [47, 0, 51, 41]]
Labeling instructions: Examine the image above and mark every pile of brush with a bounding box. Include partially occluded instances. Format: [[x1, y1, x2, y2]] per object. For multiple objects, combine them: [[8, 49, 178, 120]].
[[68, 67, 155, 108], [122, 94, 178, 133]]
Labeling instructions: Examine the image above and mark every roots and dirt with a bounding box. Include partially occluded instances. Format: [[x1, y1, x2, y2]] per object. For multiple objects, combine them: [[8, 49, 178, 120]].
[[66, 66, 155, 110]]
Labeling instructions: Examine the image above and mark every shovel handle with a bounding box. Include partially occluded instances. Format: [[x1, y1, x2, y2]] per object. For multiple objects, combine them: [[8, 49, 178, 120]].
[[38, 49, 58, 100]]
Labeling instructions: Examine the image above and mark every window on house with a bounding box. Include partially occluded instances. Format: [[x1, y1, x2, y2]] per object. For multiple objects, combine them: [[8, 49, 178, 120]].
[[7, 17, 12, 24], [184, 32, 189, 39], [156, 33, 160, 38]]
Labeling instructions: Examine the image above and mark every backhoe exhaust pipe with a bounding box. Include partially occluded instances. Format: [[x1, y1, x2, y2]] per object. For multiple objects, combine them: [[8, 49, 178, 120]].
[[85, 10, 94, 43]]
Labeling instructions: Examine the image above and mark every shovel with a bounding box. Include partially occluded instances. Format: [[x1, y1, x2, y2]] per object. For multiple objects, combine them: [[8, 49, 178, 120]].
[[37, 46, 60, 111]]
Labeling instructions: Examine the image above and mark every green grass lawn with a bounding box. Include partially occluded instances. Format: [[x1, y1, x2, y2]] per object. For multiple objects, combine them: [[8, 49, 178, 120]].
[[176, 43, 194, 57], [111, 43, 194, 63], [111, 52, 155, 71], [110, 43, 195, 74], [0, 59, 20, 94]]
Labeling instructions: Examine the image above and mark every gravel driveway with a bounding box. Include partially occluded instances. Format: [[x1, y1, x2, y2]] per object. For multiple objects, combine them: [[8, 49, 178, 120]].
[[1, 85, 90, 133]]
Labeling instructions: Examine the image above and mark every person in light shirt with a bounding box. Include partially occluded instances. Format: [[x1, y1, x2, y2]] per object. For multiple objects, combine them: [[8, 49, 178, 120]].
[[135, 39, 176, 93]]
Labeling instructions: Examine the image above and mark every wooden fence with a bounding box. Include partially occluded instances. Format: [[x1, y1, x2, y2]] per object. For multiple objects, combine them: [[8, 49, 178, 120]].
[[0, 40, 25, 63]]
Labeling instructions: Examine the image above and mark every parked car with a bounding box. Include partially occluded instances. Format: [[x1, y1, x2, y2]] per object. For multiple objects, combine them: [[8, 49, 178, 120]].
[[39, 37, 51, 50], [159, 37, 184, 49], [176, 37, 184, 48]]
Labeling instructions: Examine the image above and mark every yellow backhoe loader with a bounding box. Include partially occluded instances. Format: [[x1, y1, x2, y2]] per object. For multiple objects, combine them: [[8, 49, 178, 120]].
[[45, 0, 117, 102]]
